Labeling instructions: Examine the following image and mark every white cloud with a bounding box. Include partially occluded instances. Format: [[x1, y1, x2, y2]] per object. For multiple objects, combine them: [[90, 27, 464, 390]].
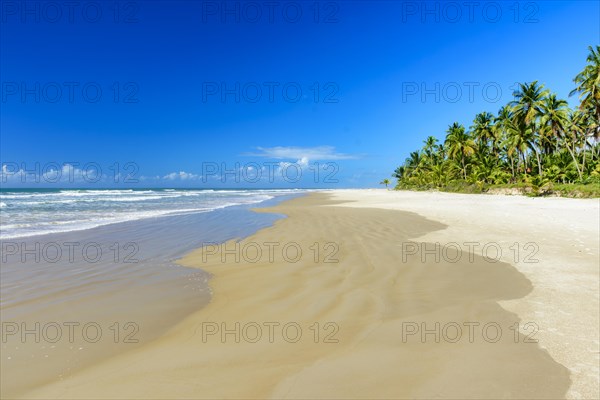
[[248, 146, 358, 161], [245, 146, 358, 177], [162, 171, 199, 180]]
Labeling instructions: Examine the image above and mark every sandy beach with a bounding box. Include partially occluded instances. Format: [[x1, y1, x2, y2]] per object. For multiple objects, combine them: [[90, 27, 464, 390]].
[[5, 2, 599, 398], [17, 190, 599, 399]]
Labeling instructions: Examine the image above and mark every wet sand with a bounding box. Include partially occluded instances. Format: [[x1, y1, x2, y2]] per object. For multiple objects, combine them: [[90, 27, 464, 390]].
[[328, 189, 599, 399], [19, 192, 577, 399], [0, 202, 286, 399]]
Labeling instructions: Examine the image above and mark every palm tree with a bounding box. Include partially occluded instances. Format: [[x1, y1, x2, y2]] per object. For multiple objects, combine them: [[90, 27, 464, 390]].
[[395, 151, 422, 181], [393, 165, 405, 180], [380, 178, 391, 188], [471, 112, 496, 151], [582, 111, 600, 159], [472, 151, 498, 184], [511, 81, 549, 175], [444, 122, 475, 179], [570, 45, 600, 123], [563, 110, 586, 180], [505, 116, 533, 175], [540, 94, 570, 154], [495, 106, 516, 178], [511, 81, 548, 124], [422, 136, 438, 159], [429, 163, 448, 187], [406, 151, 422, 174]]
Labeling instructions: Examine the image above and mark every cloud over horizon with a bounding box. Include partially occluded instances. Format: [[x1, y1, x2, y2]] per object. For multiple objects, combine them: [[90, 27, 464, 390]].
[[247, 146, 360, 163]]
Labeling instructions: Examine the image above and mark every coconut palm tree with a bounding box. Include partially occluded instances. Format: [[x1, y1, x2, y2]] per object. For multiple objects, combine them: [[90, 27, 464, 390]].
[[444, 122, 475, 179], [563, 110, 586, 180], [471, 112, 496, 150], [495, 106, 516, 178], [397, 151, 422, 180], [380, 178, 391, 188], [511, 81, 549, 124], [511, 81, 549, 175], [505, 116, 533, 175], [393, 165, 405, 180], [540, 94, 570, 154], [422, 136, 439, 160], [429, 163, 448, 187], [570, 45, 600, 123]]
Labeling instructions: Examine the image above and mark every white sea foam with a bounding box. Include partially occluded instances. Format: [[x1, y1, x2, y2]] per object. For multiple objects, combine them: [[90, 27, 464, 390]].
[[0, 189, 295, 239]]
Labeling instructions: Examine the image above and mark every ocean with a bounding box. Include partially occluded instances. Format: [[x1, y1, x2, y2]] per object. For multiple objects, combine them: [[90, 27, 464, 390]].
[[0, 188, 305, 239]]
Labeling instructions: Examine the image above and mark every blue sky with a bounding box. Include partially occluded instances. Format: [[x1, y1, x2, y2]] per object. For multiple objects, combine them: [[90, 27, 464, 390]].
[[1, 0, 598, 188]]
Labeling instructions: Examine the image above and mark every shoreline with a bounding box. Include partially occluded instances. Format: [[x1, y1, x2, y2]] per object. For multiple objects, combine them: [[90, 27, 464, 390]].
[[0, 194, 299, 399], [327, 189, 600, 399], [20, 190, 599, 399]]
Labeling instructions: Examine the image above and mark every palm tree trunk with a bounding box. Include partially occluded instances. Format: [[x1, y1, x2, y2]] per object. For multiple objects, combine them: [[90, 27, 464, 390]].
[[581, 140, 587, 174], [509, 155, 515, 179], [534, 148, 543, 177], [566, 142, 583, 180], [521, 151, 527, 175]]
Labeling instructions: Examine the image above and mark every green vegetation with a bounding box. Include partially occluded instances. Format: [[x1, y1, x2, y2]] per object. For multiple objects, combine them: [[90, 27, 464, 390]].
[[380, 178, 391, 188], [393, 46, 600, 198]]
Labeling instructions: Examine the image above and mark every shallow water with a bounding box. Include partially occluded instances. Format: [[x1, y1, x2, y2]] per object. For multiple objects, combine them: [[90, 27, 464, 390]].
[[0, 191, 303, 397]]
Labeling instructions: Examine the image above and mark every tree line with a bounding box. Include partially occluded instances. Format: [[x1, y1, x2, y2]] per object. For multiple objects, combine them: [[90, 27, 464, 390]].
[[393, 45, 600, 194]]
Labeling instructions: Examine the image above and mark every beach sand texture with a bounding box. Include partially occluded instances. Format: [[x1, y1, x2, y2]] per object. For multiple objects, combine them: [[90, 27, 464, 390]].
[[19, 190, 599, 399]]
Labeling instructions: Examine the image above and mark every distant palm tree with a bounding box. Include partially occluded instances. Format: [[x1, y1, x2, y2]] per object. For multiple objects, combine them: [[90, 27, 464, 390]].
[[393, 165, 405, 180], [563, 110, 586, 180], [471, 112, 496, 150], [423, 136, 438, 150], [571, 46, 600, 148], [444, 122, 475, 179], [511, 81, 549, 125], [495, 106, 516, 178], [404, 151, 422, 177], [429, 163, 447, 187], [505, 116, 532, 174], [380, 178, 391, 188], [570, 45, 600, 122], [511, 81, 549, 175], [540, 94, 569, 153], [422, 136, 439, 162]]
